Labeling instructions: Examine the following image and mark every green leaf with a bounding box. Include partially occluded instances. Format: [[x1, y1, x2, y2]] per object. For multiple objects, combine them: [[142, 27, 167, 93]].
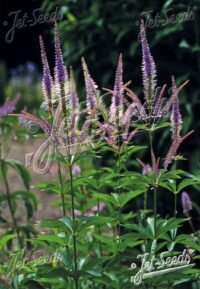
[[0, 234, 16, 250], [124, 224, 153, 239], [93, 193, 116, 206], [35, 233, 67, 246], [12, 191, 37, 218], [39, 219, 72, 234], [177, 179, 197, 193], [157, 218, 188, 238], [5, 160, 30, 190], [118, 190, 144, 207]]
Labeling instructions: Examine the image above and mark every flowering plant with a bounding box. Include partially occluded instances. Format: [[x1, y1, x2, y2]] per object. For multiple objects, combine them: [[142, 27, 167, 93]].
[[0, 20, 200, 289]]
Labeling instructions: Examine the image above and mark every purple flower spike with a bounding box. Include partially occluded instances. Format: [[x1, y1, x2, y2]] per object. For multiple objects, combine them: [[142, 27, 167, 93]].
[[170, 76, 182, 139], [70, 67, 79, 111], [113, 53, 123, 107], [140, 20, 157, 103], [82, 57, 97, 111], [39, 36, 53, 108], [181, 192, 192, 215], [109, 54, 123, 122], [54, 22, 66, 83]]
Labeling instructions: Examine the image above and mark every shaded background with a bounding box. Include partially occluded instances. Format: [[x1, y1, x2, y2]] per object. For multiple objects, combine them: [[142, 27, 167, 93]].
[[0, 0, 200, 219]]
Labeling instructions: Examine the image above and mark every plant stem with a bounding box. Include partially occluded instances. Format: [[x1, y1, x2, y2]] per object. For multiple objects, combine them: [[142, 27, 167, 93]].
[[3, 164, 23, 247], [94, 152, 103, 257], [144, 190, 147, 219], [69, 162, 78, 289], [0, 143, 23, 248], [116, 146, 122, 287], [174, 193, 177, 218], [153, 186, 157, 239], [148, 130, 157, 239], [57, 161, 66, 217]]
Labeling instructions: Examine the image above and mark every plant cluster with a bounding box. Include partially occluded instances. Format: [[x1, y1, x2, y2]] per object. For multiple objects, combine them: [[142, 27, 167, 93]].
[[0, 20, 200, 289]]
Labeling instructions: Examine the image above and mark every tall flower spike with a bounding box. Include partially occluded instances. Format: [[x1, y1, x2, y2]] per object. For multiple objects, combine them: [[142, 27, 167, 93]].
[[54, 22, 66, 83], [54, 22, 68, 117], [113, 53, 123, 107], [39, 36, 53, 111], [82, 57, 97, 112], [153, 84, 167, 117], [140, 20, 157, 105], [70, 67, 79, 111], [109, 54, 123, 123], [170, 76, 182, 139], [161, 79, 189, 115], [164, 130, 194, 168]]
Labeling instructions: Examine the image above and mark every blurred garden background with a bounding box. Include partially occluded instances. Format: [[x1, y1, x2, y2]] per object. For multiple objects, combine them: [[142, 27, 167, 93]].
[[0, 0, 200, 222]]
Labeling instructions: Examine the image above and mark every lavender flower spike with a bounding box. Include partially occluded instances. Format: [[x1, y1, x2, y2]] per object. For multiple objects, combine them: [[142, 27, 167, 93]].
[[70, 67, 79, 111], [54, 23, 68, 117], [170, 76, 182, 139], [54, 22, 66, 83], [82, 57, 97, 111], [39, 36, 53, 110], [109, 54, 123, 122], [140, 20, 157, 104], [113, 53, 123, 107], [181, 191, 192, 215]]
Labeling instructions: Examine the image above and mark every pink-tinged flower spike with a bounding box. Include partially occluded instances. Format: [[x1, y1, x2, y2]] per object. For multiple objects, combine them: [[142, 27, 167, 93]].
[[13, 111, 60, 146], [124, 87, 147, 121], [170, 76, 182, 139], [181, 192, 192, 215], [70, 67, 79, 112], [161, 79, 189, 115], [109, 54, 123, 123], [39, 36, 53, 112], [82, 57, 97, 112], [140, 19, 157, 106], [153, 84, 167, 117], [164, 130, 194, 168], [54, 22, 68, 116]]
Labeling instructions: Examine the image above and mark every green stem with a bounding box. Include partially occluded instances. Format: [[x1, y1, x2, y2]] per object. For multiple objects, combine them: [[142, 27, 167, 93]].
[[3, 164, 23, 247], [144, 190, 147, 219], [153, 186, 157, 239], [94, 152, 103, 257], [69, 163, 78, 289], [57, 161, 66, 217], [0, 143, 23, 248], [174, 193, 177, 218], [116, 146, 122, 287], [148, 130, 157, 239]]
